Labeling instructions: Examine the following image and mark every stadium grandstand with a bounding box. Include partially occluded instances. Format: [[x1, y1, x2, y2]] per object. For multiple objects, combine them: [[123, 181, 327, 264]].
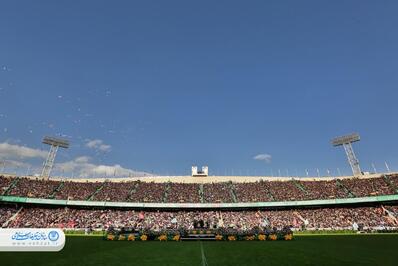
[[1, 173, 398, 232], [3, 0, 398, 264]]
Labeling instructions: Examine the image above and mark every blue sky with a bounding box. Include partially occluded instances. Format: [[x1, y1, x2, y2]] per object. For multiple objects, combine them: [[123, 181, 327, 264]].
[[0, 0, 397, 177]]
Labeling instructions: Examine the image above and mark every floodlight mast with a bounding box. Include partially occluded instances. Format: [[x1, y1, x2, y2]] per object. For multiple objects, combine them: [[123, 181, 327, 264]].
[[41, 136, 69, 179], [331, 133, 361, 176]]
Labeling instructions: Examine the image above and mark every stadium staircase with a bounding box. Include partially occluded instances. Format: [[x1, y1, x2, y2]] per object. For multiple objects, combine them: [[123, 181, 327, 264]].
[[266, 189, 275, 201], [199, 184, 204, 203], [293, 211, 308, 226], [336, 179, 356, 198], [127, 182, 139, 201], [48, 181, 64, 199], [87, 183, 105, 201], [228, 182, 238, 203], [292, 179, 310, 197], [2, 206, 23, 228], [383, 175, 398, 193], [381, 206, 398, 224], [3, 177, 20, 195], [163, 182, 171, 203]]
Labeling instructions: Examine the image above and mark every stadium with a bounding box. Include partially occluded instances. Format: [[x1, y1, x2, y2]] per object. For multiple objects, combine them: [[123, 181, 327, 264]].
[[1, 121, 398, 265], [2, 1, 398, 265], [1, 164, 398, 265]]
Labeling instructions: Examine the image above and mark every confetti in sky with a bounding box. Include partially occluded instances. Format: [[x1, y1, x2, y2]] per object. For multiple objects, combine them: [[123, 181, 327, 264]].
[[0, 1, 398, 177]]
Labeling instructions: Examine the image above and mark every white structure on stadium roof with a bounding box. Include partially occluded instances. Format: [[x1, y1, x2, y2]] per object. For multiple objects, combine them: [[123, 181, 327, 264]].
[[191, 166, 208, 177]]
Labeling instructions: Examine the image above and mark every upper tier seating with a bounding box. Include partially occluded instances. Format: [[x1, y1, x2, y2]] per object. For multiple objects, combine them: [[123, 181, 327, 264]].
[[1, 174, 397, 203]]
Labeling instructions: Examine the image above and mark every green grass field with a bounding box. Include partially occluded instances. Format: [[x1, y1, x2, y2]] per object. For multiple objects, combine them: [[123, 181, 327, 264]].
[[0, 234, 397, 265]]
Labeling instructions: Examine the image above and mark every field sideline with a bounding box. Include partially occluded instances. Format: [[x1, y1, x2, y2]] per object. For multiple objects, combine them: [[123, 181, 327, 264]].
[[0, 234, 397, 265]]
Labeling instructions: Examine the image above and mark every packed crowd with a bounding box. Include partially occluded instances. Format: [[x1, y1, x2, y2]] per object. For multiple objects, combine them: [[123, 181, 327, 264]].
[[1, 174, 397, 203], [268, 181, 308, 201], [0, 175, 12, 195], [128, 182, 165, 202], [234, 181, 273, 202], [166, 183, 201, 203], [388, 174, 398, 189], [387, 205, 398, 216], [297, 180, 347, 199], [8, 178, 59, 198], [3, 205, 397, 230], [203, 183, 234, 203], [55, 180, 102, 200], [340, 177, 396, 197], [93, 181, 137, 202], [0, 206, 17, 226]]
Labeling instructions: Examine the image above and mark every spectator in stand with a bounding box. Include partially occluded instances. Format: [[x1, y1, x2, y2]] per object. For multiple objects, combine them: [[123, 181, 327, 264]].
[[128, 181, 165, 202], [7, 177, 60, 198], [234, 181, 273, 202], [203, 183, 233, 203], [387, 174, 398, 189], [0, 205, 18, 227], [1, 175, 397, 203], [93, 181, 137, 202], [6, 205, 397, 231], [56, 181, 101, 200], [268, 181, 307, 201], [341, 177, 395, 197], [0, 175, 13, 195], [299, 180, 348, 199], [166, 183, 200, 203]]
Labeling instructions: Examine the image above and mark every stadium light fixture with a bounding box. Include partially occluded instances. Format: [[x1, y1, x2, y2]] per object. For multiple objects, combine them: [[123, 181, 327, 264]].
[[41, 136, 70, 179], [331, 133, 361, 176]]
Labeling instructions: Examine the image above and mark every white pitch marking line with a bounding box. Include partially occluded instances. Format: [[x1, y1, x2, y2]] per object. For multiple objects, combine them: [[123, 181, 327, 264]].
[[200, 241, 209, 266]]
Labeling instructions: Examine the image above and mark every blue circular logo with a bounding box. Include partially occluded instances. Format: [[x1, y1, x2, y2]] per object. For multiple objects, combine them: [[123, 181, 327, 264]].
[[48, 231, 59, 241]]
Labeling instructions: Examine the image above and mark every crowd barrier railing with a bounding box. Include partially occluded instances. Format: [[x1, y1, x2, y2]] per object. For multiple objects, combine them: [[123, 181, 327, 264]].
[[1, 194, 398, 209]]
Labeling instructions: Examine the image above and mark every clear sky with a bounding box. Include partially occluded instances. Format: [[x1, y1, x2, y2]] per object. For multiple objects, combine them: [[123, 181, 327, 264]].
[[0, 0, 397, 177]]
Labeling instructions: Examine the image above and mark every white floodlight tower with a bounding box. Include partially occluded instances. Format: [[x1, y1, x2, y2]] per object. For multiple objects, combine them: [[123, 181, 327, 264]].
[[41, 136, 69, 179], [331, 133, 361, 176]]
